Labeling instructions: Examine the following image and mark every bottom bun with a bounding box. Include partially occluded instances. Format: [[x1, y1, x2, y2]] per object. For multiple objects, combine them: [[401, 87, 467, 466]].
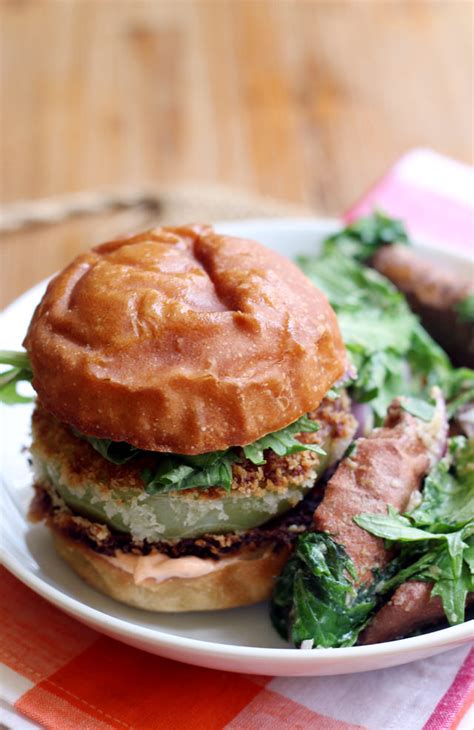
[[51, 528, 291, 612]]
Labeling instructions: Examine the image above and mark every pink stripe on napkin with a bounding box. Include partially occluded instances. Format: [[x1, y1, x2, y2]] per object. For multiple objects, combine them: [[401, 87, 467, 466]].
[[346, 149, 474, 257], [423, 648, 474, 729]]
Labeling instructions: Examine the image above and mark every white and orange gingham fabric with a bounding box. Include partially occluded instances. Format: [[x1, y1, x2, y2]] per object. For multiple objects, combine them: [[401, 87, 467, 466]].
[[1, 149, 473, 729]]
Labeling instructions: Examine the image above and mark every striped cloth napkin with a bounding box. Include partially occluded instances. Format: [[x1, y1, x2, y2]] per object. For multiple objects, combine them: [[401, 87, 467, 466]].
[[1, 149, 473, 730]]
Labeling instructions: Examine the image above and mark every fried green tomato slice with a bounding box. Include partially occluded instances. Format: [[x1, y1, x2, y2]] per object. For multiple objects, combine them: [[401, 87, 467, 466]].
[[31, 396, 356, 541]]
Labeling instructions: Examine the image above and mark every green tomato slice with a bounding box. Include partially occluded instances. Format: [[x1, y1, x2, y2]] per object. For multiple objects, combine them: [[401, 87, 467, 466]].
[[37, 447, 332, 541]]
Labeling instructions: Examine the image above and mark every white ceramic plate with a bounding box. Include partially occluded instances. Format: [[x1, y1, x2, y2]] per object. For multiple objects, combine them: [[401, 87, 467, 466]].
[[1, 218, 473, 677]]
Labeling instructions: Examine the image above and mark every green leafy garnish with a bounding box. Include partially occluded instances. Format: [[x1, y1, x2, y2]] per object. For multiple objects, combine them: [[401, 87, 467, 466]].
[[142, 414, 325, 494], [271, 532, 376, 648], [445, 368, 474, 418], [355, 507, 447, 543], [242, 415, 324, 465], [143, 451, 240, 494], [323, 210, 409, 262], [0, 350, 31, 369], [354, 437, 474, 628], [354, 514, 473, 628], [409, 437, 474, 529], [0, 350, 33, 404], [73, 433, 140, 465], [297, 212, 472, 424], [399, 397, 436, 422]]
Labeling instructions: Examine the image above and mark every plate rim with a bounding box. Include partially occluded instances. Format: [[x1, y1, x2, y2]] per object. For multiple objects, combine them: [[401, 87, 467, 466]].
[[2, 545, 473, 664], [1, 215, 473, 668]]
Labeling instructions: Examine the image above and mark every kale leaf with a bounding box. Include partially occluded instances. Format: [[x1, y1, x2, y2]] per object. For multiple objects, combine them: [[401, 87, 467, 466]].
[[271, 532, 376, 648]]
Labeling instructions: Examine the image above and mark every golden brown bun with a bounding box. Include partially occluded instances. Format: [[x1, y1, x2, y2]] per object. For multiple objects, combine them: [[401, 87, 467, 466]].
[[52, 528, 290, 612], [24, 224, 345, 453]]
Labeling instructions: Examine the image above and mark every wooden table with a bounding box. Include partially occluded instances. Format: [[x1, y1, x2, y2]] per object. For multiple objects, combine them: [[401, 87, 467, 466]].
[[1, 0, 472, 306]]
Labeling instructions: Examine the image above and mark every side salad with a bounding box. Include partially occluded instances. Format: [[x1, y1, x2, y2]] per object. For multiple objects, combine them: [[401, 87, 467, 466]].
[[272, 212, 473, 648]]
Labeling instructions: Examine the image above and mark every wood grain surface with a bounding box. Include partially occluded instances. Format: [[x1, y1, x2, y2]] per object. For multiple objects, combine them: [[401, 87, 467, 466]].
[[1, 0, 473, 306]]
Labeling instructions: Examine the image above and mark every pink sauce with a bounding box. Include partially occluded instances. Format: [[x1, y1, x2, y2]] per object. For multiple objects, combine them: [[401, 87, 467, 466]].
[[103, 550, 236, 585]]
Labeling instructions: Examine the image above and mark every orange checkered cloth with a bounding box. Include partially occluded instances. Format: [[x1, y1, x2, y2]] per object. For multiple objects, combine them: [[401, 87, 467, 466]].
[[1, 149, 474, 729]]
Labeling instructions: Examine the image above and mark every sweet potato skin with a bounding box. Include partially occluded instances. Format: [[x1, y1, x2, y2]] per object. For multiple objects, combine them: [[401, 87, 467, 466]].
[[372, 244, 474, 367]]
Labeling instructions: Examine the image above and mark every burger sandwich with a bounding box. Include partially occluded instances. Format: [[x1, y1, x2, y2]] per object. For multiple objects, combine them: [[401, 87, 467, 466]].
[[4, 224, 357, 611]]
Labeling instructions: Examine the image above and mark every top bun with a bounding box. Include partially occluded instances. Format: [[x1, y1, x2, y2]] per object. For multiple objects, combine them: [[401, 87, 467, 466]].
[[24, 225, 346, 454]]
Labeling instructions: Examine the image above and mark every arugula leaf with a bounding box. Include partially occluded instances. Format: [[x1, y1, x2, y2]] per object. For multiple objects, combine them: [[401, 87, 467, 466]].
[[354, 511, 472, 578], [463, 541, 474, 574], [0, 350, 32, 369], [0, 350, 33, 404], [78, 435, 141, 465], [445, 368, 474, 419], [0, 367, 33, 404], [431, 562, 471, 626], [372, 547, 444, 596], [142, 414, 324, 495], [423, 537, 474, 624], [143, 451, 240, 494], [409, 437, 474, 529], [355, 437, 474, 627], [243, 415, 324, 465], [354, 510, 445, 543]]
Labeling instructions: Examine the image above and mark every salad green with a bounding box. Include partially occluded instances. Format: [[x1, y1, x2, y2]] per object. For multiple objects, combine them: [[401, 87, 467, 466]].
[[297, 214, 473, 423], [77, 413, 325, 495], [271, 532, 376, 648], [143, 414, 325, 494], [272, 215, 473, 648]]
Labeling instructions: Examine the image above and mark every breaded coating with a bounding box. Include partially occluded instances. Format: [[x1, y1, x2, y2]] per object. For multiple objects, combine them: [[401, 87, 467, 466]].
[[31, 393, 356, 502], [29, 479, 322, 560]]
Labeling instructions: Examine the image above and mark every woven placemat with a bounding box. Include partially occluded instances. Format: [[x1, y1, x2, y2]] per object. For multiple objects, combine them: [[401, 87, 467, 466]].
[[0, 182, 312, 232]]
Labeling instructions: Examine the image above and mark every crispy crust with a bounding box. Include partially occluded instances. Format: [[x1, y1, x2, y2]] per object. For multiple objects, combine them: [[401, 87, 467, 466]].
[[30, 480, 320, 559], [24, 225, 346, 453], [30, 393, 355, 501], [52, 528, 290, 611]]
